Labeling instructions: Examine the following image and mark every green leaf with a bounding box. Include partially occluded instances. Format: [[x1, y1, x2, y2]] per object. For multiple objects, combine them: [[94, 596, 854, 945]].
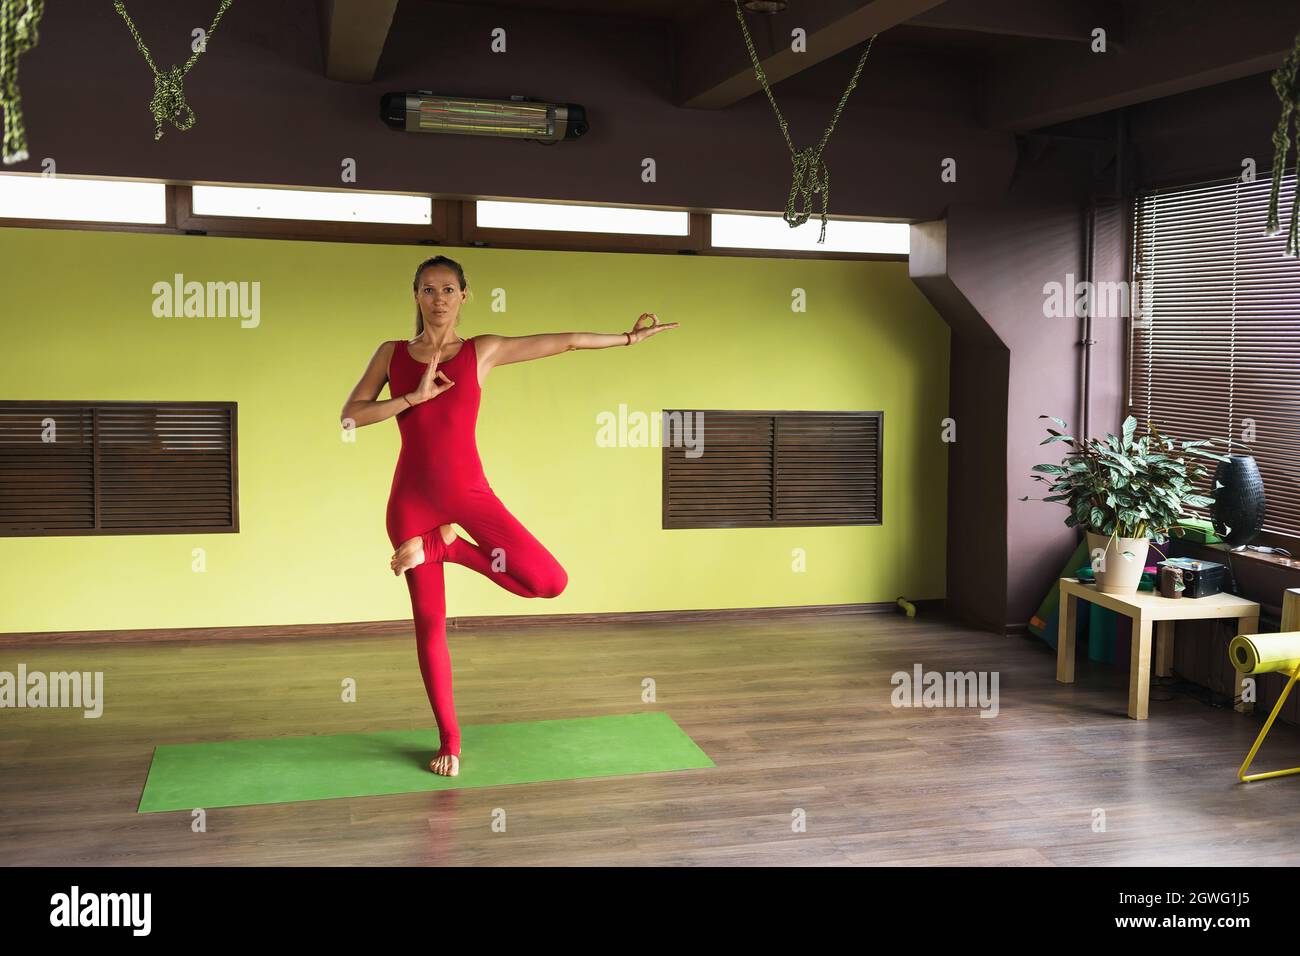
[[1097, 449, 1137, 474], [1122, 416, 1136, 448]]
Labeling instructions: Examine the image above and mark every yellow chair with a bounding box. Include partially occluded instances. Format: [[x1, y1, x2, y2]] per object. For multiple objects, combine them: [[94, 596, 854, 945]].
[[1230, 588, 1300, 782]]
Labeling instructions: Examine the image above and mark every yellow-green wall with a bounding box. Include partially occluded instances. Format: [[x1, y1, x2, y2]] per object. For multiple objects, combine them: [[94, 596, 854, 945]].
[[0, 226, 948, 633]]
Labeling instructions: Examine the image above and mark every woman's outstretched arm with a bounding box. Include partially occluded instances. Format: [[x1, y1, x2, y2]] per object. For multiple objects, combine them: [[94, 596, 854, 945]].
[[476, 313, 677, 373]]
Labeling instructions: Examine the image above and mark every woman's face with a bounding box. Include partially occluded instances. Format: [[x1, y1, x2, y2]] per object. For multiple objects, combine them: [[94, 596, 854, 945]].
[[416, 266, 467, 332]]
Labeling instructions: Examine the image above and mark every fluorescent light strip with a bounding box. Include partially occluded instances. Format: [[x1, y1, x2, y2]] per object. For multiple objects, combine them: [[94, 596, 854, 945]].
[[476, 199, 689, 236], [191, 185, 432, 224], [0, 174, 166, 224], [711, 213, 909, 254]]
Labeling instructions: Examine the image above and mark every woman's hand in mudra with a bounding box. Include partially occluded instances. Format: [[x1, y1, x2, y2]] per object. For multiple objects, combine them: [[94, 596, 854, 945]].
[[406, 348, 455, 406], [626, 312, 678, 345]]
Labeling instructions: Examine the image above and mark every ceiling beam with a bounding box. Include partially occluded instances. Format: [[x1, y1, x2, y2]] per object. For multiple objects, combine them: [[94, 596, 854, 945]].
[[674, 0, 948, 110], [321, 0, 400, 83], [908, 0, 1123, 46], [984, 0, 1295, 131]]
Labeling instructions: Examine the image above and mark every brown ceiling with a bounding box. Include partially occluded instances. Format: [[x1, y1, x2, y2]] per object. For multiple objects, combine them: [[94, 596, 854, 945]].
[[411, 0, 1133, 41], [324, 0, 1297, 132]]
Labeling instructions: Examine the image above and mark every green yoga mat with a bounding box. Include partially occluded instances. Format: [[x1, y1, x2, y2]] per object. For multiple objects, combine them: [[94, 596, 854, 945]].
[[138, 711, 713, 812]]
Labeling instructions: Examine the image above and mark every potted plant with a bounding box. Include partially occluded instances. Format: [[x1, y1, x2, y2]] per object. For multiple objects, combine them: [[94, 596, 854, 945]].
[[1024, 415, 1229, 594]]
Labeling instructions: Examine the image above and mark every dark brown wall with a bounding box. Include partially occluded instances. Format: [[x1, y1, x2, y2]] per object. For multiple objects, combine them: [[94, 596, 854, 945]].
[[909, 220, 1009, 633], [948, 195, 1088, 628], [912, 147, 1117, 631], [1129, 73, 1282, 189]]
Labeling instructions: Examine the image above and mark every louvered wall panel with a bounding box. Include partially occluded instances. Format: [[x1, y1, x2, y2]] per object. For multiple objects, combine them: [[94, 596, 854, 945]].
[[663, 410, 882, 528], [0, 405, 96, 533], [0, 401, 238, 536], [664, 412, 773, 526], [776, 414, 881, 523], [97, 405, 234, 530]]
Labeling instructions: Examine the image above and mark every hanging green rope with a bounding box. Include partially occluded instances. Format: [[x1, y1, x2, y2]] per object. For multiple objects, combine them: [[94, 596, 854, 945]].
[[1266, 29, 1300, 257], [1, 0, 44, 165], [732, 0, 875, 243], [114, 0, 234, 141]]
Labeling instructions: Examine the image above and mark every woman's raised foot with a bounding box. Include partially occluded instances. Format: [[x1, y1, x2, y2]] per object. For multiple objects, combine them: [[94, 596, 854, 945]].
[[390, 535, 428, 575], [390, 525, 456, 575]]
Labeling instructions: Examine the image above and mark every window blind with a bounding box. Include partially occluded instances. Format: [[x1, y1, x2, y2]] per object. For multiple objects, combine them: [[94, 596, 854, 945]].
[[1129, 171, 1300, 541]]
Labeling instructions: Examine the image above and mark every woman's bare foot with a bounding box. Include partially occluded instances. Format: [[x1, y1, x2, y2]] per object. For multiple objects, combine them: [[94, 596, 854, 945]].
[[390, 535, 427, 575], [390, 525, 456, 575], [429, 753, 460, 776]]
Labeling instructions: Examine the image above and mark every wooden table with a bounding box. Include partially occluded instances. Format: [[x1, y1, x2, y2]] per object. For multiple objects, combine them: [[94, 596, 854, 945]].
[[1054, 577, 1261, 719]]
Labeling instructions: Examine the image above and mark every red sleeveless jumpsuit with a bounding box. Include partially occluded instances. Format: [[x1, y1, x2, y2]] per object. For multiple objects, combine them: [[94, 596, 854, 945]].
[[385, 336, 568, 760]]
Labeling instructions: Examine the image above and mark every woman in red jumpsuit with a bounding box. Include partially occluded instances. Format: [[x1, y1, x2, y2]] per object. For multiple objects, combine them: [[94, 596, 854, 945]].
[[340, 256, 676, 777]]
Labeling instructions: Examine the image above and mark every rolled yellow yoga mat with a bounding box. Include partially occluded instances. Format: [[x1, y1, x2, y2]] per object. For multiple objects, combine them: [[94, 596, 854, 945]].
[[1230, 593, 1300, 783], [1228, 633, 1300, 676]]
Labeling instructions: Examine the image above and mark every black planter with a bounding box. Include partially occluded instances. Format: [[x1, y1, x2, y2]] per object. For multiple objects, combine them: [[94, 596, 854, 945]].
[[1211, 454, 1266, 547]]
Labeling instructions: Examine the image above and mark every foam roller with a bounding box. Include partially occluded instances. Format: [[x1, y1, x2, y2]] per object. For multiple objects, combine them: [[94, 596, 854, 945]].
[[1228, 633, 1300, 675]]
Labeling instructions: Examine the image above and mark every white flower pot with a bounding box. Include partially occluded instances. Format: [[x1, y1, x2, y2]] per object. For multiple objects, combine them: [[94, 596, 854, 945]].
[[1085, 531, 1150, 595]]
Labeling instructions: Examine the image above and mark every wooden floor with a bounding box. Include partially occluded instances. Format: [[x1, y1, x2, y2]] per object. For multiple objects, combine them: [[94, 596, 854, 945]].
[[4, 609, 1300, 866]]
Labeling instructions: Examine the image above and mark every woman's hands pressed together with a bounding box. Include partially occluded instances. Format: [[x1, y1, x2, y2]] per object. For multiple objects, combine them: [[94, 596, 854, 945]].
[[404, 343, 456, 407]]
